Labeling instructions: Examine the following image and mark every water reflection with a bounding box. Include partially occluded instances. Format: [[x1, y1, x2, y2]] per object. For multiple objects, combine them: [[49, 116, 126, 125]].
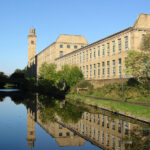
[[25, 94, 150, 150], [1, 91, 150, 150]]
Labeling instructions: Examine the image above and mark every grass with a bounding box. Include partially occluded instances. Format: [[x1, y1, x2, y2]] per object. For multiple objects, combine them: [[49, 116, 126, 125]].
[[74, 82, 150, 103], [66, 93, 150, 120], [4, 83, 16, 89], [89, 92, 150, 103]]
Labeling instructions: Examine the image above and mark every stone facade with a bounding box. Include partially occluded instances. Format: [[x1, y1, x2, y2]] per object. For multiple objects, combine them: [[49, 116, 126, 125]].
[[28, 14, 150, 85]]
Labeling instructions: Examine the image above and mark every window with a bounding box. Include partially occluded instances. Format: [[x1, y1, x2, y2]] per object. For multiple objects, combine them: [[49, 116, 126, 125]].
[[142, 34, 145, 44], [107, 61, 110, 77], [102, 62, 105, 77], [80, 52, 82, 62], [83, 51, 85, 62], [90, 65, 92, 78], [86, 112, 88, 120], [102, 115, 104, 126], [112, 41, 115, 54], [112, 120, 115, 130], [31, 40, 34, 44], [98, 46, 100, 58], [112, 136, 115, 149], [59, 125, 63, 129], [89, 113, 91, 122], [93, 128, 95, 139], [59, 133, 62, 136], [124, 36, 128, 50], [94, 64, 96, 78], [90, 49, 92, 59], [97, 131, 100, 141], [74, 45, 78, 49], [107, 117, 109, 128], [86, 65, 88, 78], [112, 60, 116, 76], [97, 114, 100, 124], [59, 51, 63, 57], [118, 39, 121, 52], [89, 126, 91, 137], [102, 131, 104, 144], [86, 50, 88, 61], [107, 43, 110, 56], [125, 122, 129, 135], [60, 44, 63, 48], [118, 138, 121, 150], [67, 44, 70, 48], [94, 48, 96, 58], [66, 132, 70, 136], [107, 134, 109, 146], [118, 120, 122, 133], [118, 58, 122, 76], [98, 63, 100, 78], [102, 44, 105, 57]]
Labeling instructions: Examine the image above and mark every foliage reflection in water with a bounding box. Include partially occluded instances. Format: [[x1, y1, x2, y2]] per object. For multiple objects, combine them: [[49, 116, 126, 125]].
[[0, 91, 150, 150]]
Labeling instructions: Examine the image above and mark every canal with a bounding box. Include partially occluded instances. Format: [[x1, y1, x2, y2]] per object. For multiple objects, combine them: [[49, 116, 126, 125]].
[[0, 90, 150, 150]]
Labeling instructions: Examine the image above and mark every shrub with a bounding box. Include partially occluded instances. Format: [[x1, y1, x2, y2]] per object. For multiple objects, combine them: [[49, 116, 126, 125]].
[[71, 80, 94, 94]]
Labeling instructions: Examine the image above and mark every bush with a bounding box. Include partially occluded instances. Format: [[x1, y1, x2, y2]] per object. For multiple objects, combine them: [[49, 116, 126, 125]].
[[71, 80, 94, 94]]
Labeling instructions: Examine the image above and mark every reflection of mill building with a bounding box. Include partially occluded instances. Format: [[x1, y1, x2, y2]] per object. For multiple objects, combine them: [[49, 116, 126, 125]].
[[60, 112, 137, 150], [28, 14, 150, 86], [36, 109, 85, 147], [26, 105, 85, 148], [26, 100, 143, 150]]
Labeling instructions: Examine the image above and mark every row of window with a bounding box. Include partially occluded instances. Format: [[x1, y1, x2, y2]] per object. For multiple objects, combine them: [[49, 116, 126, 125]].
[[82, 37, 128, 61], [80, 58, 122, 78], [58, 36, 128, 61], [82, 113, 129, 134], [74, 122, 122, 149], [60, 44, 79, 49], [59, 132, 70, 137]]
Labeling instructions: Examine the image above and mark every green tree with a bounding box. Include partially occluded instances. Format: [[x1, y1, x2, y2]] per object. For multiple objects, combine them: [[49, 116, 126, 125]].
[[0, 72, 8, 88], [38, 63, 83, 95], [58, 65, 84, 90], [39, 62, 59, 86], [125, 34, 150, 85]]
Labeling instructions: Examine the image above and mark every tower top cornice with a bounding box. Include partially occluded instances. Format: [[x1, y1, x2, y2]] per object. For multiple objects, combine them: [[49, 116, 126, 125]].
[[29, 28, 36, 36]]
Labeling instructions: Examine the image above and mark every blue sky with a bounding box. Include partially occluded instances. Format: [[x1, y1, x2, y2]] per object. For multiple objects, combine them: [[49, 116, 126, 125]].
[[0, 0, 150, 75]]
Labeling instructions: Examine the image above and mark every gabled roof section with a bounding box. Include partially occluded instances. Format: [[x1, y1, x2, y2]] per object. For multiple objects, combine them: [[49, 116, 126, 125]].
[[56, 34, 88, 44], [133, 13, 150, 29]]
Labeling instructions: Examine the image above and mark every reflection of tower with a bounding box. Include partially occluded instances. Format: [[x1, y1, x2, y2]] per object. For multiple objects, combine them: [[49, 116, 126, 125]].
[[27, 108, 36, 148]]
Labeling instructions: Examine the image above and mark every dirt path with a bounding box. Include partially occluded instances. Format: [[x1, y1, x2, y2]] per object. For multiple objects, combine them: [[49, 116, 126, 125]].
[[84, 95, 150, 107]]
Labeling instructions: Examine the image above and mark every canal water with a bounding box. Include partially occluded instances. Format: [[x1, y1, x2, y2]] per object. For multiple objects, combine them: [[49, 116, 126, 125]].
[[0, 90, 150, 150]]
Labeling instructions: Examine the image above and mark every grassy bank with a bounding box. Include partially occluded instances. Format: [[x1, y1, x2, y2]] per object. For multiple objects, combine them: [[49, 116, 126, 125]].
[[71, 80, 150, 103], [66, 93, 150, 121]]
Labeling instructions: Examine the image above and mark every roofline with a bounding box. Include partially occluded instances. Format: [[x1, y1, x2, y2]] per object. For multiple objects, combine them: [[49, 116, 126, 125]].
[[36, 42, 55, 57], [55, 26, 133, 60], [56, 34, 88, 44], [133, 13, 150, 27], [59, 34, 87, 37]]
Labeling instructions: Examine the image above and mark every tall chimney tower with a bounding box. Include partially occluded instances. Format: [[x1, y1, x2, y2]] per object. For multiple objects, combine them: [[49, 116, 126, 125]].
[[28, 28, 36, 67]]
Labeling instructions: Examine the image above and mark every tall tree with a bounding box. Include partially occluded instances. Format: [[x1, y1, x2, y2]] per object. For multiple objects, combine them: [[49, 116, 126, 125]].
[[125, 34, 150, 85]]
